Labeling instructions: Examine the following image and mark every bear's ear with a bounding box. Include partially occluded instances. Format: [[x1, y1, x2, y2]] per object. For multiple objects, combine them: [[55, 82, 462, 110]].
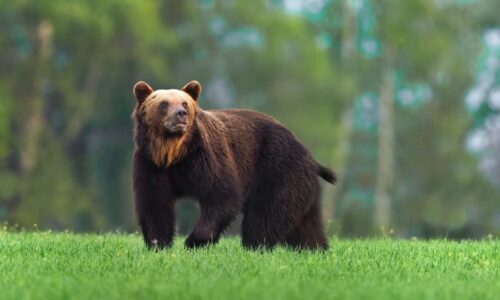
[[133, 81, 154, 104], [181, 80, 201, 101]]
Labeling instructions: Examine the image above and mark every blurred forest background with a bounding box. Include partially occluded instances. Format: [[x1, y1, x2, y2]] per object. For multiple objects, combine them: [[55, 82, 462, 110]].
[[0, 0, 499, 238]]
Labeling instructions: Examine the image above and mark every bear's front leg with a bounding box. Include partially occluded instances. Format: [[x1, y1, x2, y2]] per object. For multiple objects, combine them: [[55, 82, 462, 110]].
[[185, 216, 221, 248], [185, 211, 235, 248], [133, 152, 176, 250], [137, 200, 175, 250], [185, 190, 241, 249]]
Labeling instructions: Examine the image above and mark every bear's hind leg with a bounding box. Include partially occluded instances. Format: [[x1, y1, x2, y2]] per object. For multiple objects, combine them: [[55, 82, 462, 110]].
[[241, 209, 294, 250], [284, 226, 302, 249], [285, 202, 328, 250], [241, 215, 290, 250]]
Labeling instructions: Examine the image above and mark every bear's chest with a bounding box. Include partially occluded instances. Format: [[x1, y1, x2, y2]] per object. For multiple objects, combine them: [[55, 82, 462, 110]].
[[166, 154, 217, 199]]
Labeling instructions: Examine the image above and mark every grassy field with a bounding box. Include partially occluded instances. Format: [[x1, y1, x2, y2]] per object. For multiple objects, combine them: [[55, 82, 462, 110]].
[[0, 231, 498, 300]]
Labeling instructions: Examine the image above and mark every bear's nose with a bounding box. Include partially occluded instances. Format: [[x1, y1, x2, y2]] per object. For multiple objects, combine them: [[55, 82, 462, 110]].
[[174, 108, 188, 121]]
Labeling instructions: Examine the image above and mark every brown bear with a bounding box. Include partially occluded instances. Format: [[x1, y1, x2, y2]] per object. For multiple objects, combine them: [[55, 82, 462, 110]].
[[132, 80, 336, 250]]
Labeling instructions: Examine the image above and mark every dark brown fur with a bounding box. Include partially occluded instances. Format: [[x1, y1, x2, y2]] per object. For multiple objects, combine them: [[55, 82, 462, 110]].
[[132, 80, 336, 250]]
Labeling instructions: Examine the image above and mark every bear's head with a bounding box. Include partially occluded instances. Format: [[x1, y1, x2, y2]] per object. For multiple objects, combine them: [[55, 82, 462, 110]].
[[132, 80, 201, 167]]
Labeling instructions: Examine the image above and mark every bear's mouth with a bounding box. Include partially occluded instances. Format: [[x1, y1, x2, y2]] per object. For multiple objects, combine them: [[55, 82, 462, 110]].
[[164, 121, 188, 135]]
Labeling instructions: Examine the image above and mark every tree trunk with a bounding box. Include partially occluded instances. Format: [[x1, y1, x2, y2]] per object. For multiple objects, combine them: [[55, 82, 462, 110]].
[[321, 0, 357, 230], [14, 21, 53, 213], [374, 56, 395, 231], [321, 110, 353, 231]]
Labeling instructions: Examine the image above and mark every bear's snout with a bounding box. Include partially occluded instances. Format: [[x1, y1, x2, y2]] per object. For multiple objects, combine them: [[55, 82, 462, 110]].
[[163, 110, 189, 135], [174, 108, 188, 122]]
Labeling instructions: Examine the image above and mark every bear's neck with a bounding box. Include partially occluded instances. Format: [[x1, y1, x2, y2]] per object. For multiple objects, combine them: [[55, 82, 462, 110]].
[[148, 133, 188, 168]]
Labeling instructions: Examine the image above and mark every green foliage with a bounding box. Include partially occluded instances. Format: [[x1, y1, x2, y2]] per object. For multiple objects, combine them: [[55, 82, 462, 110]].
[[14, 132, 104, 230], [0, 83, 12, 159], [0, 0, 350, 230], [0, 0, 498, 235], [328, 0, 499, 235], [0, 232, 499, 300]]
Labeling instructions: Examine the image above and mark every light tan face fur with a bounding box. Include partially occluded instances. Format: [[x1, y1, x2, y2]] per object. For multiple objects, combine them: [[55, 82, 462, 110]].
[[133, 80, 201, 167], [141, 89, 197, 137], [141, 89, 196, 167]]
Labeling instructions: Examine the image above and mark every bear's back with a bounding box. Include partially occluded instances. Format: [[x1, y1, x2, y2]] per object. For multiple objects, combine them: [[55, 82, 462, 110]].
[[202, 108, 296, 155], [197, 108, 315, 187]]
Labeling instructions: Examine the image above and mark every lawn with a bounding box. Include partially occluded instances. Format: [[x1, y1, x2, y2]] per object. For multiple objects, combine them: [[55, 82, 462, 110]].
[[0, 231, 498, 300]]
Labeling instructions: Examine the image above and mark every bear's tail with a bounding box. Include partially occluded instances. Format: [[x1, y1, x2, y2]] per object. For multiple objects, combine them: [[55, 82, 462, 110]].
[[317, 163, 337, 184]]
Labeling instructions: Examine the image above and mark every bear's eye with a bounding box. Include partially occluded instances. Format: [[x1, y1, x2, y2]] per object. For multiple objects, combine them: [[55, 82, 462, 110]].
[[182, 102, 188, 109], [159, 102, 168, 111]]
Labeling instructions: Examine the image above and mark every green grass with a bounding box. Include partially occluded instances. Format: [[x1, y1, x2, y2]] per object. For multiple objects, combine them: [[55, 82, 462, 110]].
[[0, 231, 499, 300]]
